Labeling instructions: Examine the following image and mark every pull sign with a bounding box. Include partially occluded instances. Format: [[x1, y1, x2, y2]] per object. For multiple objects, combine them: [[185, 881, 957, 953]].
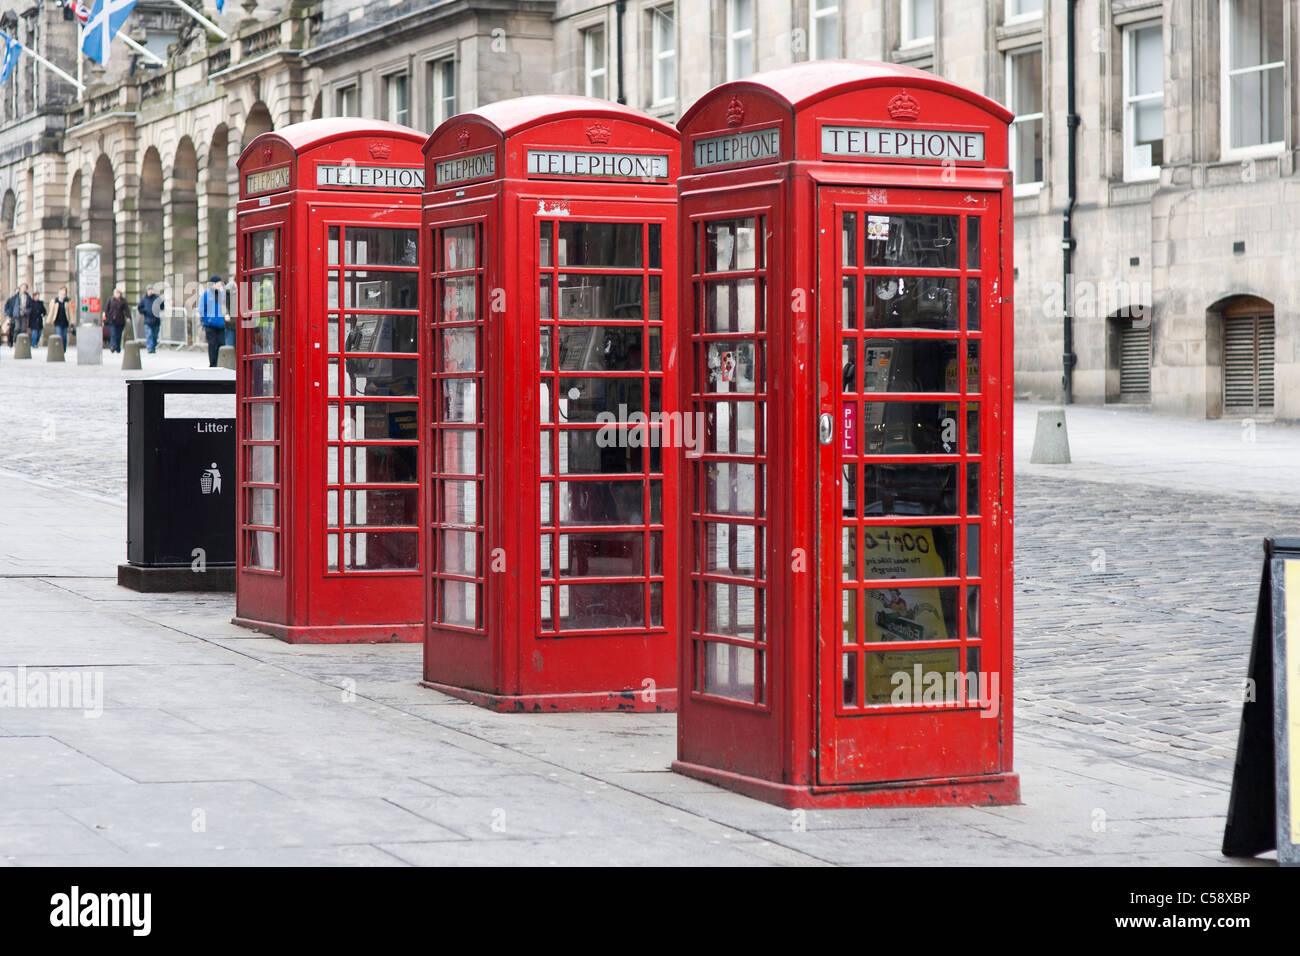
[[841, 402, 857, 455], [818, 413, 834, 446]]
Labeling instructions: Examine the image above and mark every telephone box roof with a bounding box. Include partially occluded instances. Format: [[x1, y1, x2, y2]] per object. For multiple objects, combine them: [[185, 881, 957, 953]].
[[424, 94, 678, 155], [678, 59, 1014, 129], [238, 118, 426, 168]]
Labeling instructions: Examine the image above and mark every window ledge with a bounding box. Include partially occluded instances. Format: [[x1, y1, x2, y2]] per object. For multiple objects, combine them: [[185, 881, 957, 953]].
[[1220, 143, 1285, 163], [891, 41, 934, 68], [1109, 179, 1159, 206], [1012, 182, 1043, 199], [997, 17, 1043, 45]]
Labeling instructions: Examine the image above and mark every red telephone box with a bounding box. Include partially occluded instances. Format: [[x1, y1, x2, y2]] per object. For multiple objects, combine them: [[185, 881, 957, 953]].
[[672, 62, 1019, 806], [233, 119, 427, 643], [419, 96, 680, 710]]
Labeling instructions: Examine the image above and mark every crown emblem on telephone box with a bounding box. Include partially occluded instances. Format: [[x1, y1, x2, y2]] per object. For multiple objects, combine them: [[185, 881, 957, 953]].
[[368, 142, 392, 159], [457, 127, 471, 150], [887, 91, 921, 121], [261, 143, 273, 163], [586, 121, 612, 145], [726, 96, 745, 127]]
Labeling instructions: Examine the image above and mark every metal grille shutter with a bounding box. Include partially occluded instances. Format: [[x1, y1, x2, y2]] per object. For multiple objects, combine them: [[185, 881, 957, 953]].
[[1224, 314, 1275, 413], [1119, 324, 1151, 398]]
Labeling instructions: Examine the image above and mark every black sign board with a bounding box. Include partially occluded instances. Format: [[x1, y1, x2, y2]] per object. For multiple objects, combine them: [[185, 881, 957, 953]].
[[1222, 536, 1300, 865]]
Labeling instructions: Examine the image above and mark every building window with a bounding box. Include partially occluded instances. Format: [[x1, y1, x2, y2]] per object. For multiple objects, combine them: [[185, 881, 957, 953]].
[[1123, 24, 1163, 180], [384, 73, 409, 126], [902, 0, 935, 46], [810, 0, 840, 60], [726, 0, 754, 81], [1005, 0, 1042, 20], [1221, 0, 1284, 156], [336, 84, 359, 118], [651, 4, 676, 104], [584, 24, 608, 99], [429, 57, 457, 128], [1007, 49, 1043, 192]]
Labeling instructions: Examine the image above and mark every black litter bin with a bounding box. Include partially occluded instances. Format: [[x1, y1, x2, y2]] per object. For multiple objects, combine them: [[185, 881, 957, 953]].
[[117, 367, 237, 592]]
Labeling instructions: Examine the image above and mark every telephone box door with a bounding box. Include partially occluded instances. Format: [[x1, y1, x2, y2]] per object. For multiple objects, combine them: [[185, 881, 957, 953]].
[[818, 186, 1006, 785]]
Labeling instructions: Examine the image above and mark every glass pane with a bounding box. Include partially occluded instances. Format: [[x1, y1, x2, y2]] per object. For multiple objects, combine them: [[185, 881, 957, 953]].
[[556, 326, 643, 371], [343, 314, 418, 353], [966, 524, 980, 576], [1230, 67, 1284, 148], [1134, 101, 1164, 165], [859, 339, 962, 392], [703, 642, 755, 700], [864, 647, 961, 705], [440, 429, 477, 476], [247, 402, 276, 441], [327, 532, 338, 569], [557, 480, 646, 526], [864, 585, 958, 641], [556, 222, 642, 268], [344, 228, 418, 266], [556, 274, 643, 320], [703, 522, 757, 577], [705, 340, 757, 393], [863, 214, 959, 269], [966, 217, 980, 271], [842, 277, 857, 329], [702, 581, 757, 639], [340, 445, 417, 484], [861, 524, 959, 577], [557, 582, 644, 630], [558, 377, 642, 421], [441, 276, 477, 323], [343, 272, 418, 310], [247, 316, 276, 354], [442, 225, 477, 271], [342, 359, 419, 398], [704, 401, 757, 454], [967, 465, 980, 516], [247, 445, 276, 484], [864, 277, 959, 330], [246, 359, 277, 397], [440, 379, 477, 422], [842, 212, 857, 266], [648, 223, 661, 270], [441, 580, 478, 628], [441, 328, 477, 372], [1010, 49, 1042, 114], [1014, 117, 1044, 183], [863, 401, 961, 455], [344, 488, 419, 526], [842, 589, 858, 644], [647, 276, 662, 321], [1132, 25, 1162, 96], [441, 479, 478, 524], [539, 221, 553, 268], [704, 279, 757, 333], [247, 487, 276, 527], [705, 461, 757, 516], [341, 401, 419, 440], [249, 274, 278, 313], [862, 465, 958, 515], [441, 529, 477, 575], [247, 531, 277, 570], [966, 278, 981, 331], [558, 430, 648, 474], [558, 532, 644, 577], [705, 219, 757, 272], [1230, 0, 1284, 69], [250, 229, 277, 268], [328, 226, 339, 265]]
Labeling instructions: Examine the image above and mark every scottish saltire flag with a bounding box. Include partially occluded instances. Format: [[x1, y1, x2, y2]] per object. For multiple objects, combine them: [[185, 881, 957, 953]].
[[0, 33, 20, 85], [215, 0, 225, 12], [81, 0, 138, 65]]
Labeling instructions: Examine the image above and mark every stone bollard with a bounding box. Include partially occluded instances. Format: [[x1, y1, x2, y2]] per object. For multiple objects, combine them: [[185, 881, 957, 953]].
[[216, 345, 236, 370], [47, 335, 65, 362], [1030, 407, 1071, 464], [121, 340, 143, 371], [14, 332, 31, 359]]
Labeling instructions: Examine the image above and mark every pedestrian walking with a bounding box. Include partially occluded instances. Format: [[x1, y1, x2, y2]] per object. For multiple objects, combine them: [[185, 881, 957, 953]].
[[51, 287, 72, 349], [200, 275, 227, 367], [27, 290, 46, 348], [137, 284, 164, 353], [103, 287, 129, 353], [5, 283, 30, 347]]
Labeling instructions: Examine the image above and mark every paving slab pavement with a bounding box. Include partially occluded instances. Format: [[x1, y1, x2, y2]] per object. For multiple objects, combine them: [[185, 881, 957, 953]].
[[1, 353, 1294, 864]]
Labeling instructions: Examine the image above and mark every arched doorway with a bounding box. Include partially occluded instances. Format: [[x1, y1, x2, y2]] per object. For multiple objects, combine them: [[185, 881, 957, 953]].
[[1217, 296, 1275, 417], [242, 101, 274, 149], [206, 125, 230, 280], [1, 188, 15, 292], [139, 148, 164, 287], [89, 154, 116, 299], [170, 137, 199, 304], [310, 91, 322, 121]]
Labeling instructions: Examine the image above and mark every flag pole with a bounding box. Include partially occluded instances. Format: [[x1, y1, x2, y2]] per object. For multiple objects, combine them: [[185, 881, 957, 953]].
[[18, 42, 85, 93], [118, 32, 167, 67], [168, 1, 229, 40], [76, 23, 83, 98]]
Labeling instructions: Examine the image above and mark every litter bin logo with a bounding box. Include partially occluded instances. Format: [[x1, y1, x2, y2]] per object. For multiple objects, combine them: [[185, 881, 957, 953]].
[[201, 463, 222, 495]]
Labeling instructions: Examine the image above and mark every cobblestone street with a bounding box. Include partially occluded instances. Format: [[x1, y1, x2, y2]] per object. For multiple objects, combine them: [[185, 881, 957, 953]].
[[2, 345, 1297, 864]]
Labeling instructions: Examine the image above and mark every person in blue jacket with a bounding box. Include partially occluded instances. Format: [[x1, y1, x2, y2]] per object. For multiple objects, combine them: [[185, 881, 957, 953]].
[[199, 275, 227, 367]]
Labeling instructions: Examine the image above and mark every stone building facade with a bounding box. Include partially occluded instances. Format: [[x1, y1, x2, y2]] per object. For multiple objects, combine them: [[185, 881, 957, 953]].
[[3, 1, 1295, 419]]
